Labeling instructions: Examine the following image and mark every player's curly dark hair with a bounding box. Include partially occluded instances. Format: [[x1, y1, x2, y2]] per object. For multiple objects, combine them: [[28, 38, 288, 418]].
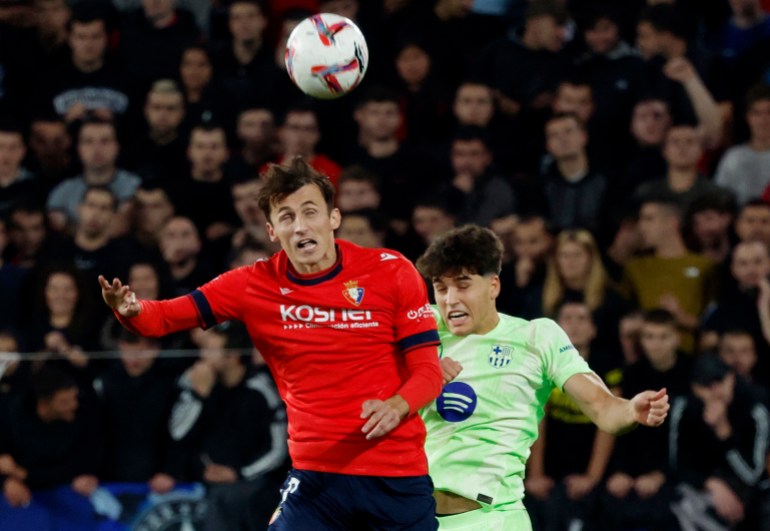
[[416, 224, 503, 280], [257, 156, 335, 220]]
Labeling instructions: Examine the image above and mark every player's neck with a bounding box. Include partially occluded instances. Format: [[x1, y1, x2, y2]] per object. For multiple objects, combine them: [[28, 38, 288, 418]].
[[289, 246, 339, 276]]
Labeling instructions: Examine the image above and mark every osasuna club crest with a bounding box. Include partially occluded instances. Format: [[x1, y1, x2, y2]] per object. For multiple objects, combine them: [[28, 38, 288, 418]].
[[342, 280, 365, 306], [489, 345, 513, 369]]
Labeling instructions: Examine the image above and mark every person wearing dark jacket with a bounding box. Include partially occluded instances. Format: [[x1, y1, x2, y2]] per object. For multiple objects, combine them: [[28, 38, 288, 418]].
[[669, 356, 770, 530], [0, 366, 102, 508], [169, 322, 288, 530], [93, 329, 183, 492]]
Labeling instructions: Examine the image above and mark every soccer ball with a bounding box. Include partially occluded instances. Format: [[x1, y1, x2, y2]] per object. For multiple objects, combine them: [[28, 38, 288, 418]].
[[285, 13, 369, 100]]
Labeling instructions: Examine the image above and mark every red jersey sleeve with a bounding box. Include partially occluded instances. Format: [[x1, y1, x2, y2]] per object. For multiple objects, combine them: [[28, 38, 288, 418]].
[[195, 266, 253, 324], [392, 258, 440, 353], [389, 257, 442, 412]]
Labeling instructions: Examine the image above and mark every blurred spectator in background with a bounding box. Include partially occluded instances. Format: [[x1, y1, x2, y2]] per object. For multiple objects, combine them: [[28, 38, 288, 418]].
[[168, 123, 237, 240], [684, 192, 736, 264], [669, 356, 770, 530], [542, 229, 628, 353], [158, 215, 215, 296], [622, 195, 717, 353], [5, 203, 49, 270], [230, 175, 278, 256], [94, 329, 180, 492], [717, 84, 770, 204], [170, 322, 287, 530], [273, 104, 342, 187], [130, 182, 175, 251], [0, 366, 102, 507], [119, 0, 201, 92], [635, 123, 732, 213], [26, 114, 73, 195], [125, 79, 188, 183], [718, 329, 765, 389], [701, 240, 770, 354], [43, 4, 129, 125], [336, 165, 381, 213], [0, 125, 35, 221], [442, 125, 517, 228], [735, 198, 770, 248], [25, 266, 102, 382], [347, 86, 427, 223], [497, 214, 553, 318], [211, 0, 279, 113], [231, 106, 277, 174], [537, 113, 609, 238], [47, 118, 140, 235], [336, 208, 387, 249], [601, 308, 690, 530]]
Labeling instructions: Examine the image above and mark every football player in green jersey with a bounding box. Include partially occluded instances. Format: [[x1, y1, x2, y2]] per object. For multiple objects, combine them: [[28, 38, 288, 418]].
[[416, 225, 670, 530]]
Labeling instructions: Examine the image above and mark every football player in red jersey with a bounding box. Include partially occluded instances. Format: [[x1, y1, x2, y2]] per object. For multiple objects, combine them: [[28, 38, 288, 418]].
[[99, 157, 443, 530]]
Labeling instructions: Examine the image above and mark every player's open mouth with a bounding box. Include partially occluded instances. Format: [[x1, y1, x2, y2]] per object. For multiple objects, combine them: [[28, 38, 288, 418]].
[[447, 311, 468, 324], [297, 239, 317, 250]]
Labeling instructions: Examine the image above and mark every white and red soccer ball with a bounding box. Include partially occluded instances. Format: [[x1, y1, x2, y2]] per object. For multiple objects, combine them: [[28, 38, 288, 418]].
[[285, 13, 369, 99]]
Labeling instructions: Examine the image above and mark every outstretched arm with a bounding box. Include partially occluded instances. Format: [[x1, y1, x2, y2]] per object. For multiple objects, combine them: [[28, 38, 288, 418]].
[[564, 372, 669, 435], [98, 275, 202, 336]]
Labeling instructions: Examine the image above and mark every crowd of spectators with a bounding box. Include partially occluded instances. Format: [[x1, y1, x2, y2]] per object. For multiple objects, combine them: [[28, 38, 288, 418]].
[[2, 0, 770, 529]]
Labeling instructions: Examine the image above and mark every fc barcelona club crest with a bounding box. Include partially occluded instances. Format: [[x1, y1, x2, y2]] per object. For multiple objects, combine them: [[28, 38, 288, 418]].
[[342, 280, 365, 306], [488, 345, 513, 369]]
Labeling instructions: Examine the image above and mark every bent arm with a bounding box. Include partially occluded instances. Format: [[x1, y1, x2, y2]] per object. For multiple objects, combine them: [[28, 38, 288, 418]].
[[395, 344, 443, 415], [565, 373, 668, 435]]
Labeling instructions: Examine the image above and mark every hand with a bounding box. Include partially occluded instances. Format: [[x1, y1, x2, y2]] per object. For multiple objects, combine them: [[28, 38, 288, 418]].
[[634, 471, 665, 499], [203, 464, 238, 484], [565, 474, 597, 500], [71, 475, 99, 496], [98, 276, 142, 317], [606, 473, 634, 499], [630, 388, 669, 427], [64, 102, 88, 123], [187, 361, 217, 398], [361, 395, 409, 440], [0, 454, 27, 480], [663, 57, 697, 84], [44, 331, 69, 353], [494, 90, 521, 116], [452, 173, 474, 194], [515, 257, 534, 288], [705, 477, 744, 523], [524, 475, 554, 500], [440, 357, 463, 385], [148, 473, 176, 493], [3, 477, 31, 507], [702, 399, 732, 439]]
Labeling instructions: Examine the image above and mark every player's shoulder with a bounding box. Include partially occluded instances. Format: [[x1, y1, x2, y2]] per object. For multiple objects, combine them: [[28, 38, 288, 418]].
[[502, 315, 566, 341], [338, 240, 413, 270]]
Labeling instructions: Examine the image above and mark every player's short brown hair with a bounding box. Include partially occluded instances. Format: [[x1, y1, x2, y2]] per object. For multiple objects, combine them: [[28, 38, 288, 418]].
[[417, 224, 503, 280], [257, 156, 335, 221]]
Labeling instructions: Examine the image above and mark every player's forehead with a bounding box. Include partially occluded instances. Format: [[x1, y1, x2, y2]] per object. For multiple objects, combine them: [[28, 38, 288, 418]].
[[432, 268, 481, 284], [271, 183, 326, 213]]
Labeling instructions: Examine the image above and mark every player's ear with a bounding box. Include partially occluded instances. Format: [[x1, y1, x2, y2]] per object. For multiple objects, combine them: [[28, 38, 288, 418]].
[[489, 275, 501, 300], [330, 208, 341, 230], [266, 222, 278, 242]]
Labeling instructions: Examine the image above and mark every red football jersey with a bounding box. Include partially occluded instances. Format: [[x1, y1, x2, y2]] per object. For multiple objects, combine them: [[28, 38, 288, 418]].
[[193, 240, 439, 476]]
